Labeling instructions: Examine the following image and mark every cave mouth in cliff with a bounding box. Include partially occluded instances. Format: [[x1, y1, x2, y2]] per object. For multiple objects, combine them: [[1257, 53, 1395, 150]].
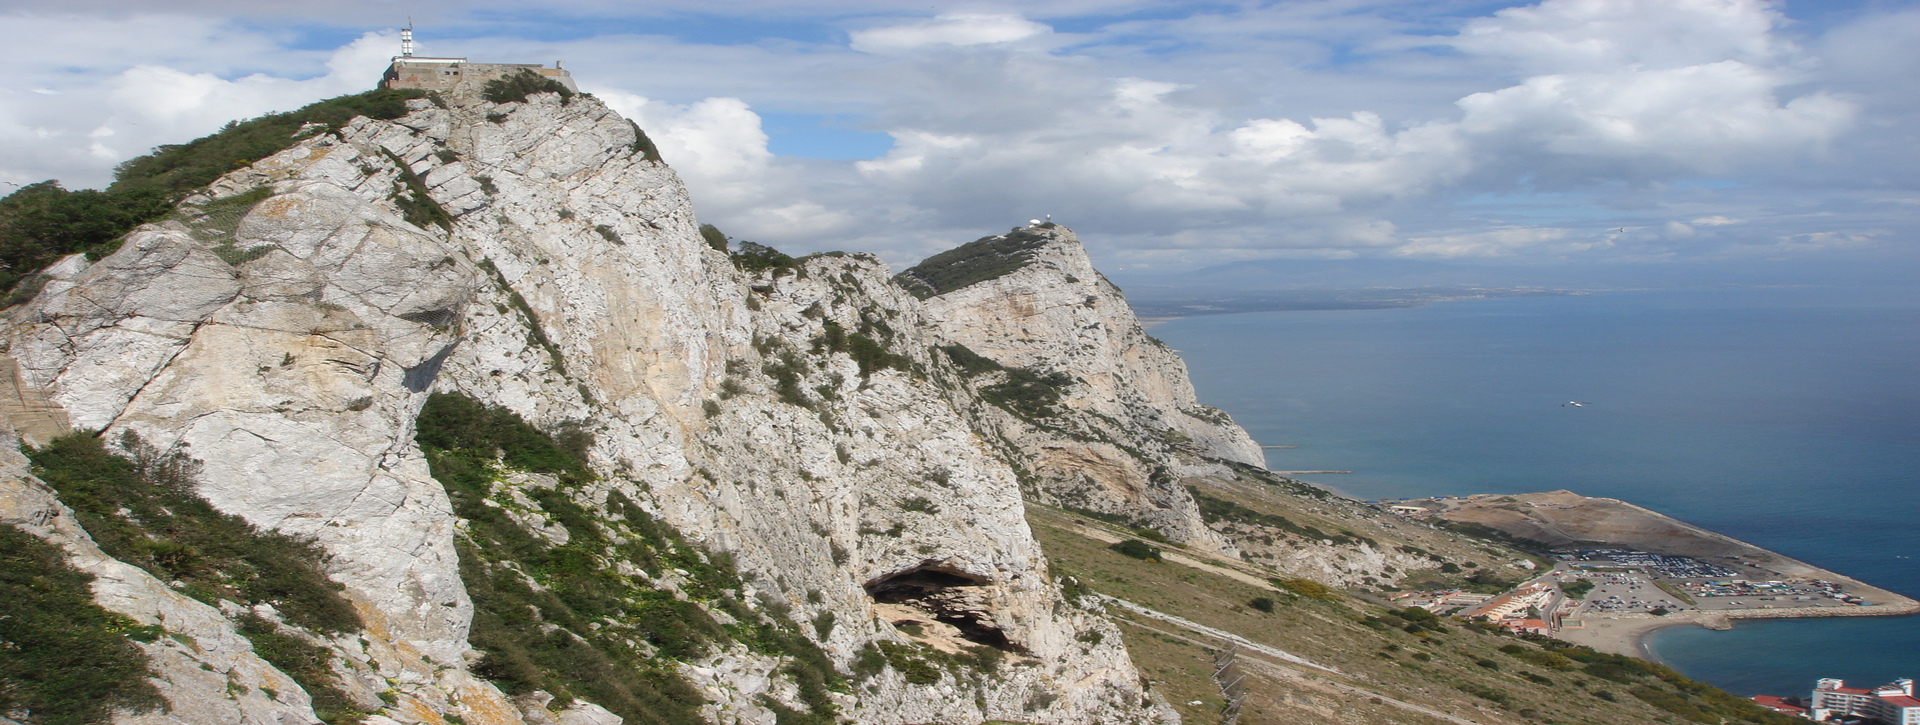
[[865, 566, 1022, 652]]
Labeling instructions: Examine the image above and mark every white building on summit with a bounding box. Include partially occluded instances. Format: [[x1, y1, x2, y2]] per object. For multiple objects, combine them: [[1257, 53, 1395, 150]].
[[379, 25, 577, 95], [1812, 678, 1920, 724]]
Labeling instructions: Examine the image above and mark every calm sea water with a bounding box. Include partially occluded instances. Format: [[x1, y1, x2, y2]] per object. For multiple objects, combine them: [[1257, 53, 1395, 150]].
[[1147, 287, 1920, 697]]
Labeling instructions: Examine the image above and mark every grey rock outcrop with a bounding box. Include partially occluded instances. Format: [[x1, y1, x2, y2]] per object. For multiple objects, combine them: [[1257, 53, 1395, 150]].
[[903, 226, 1260, 551], [2, 89, 1174, 725]]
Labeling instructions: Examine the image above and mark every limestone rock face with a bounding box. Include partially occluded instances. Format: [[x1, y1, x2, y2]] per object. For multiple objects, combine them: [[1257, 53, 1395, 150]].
[[907, 227, 1260, 551], [1, 91, 1171, 724], [915, 227, 1259, 468], [0, 438, 320, 725]]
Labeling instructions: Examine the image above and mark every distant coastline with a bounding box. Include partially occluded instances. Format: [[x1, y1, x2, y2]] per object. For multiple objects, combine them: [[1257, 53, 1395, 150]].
[[1129, 286, 1582, 326], [1387, 490, 1920, 660]]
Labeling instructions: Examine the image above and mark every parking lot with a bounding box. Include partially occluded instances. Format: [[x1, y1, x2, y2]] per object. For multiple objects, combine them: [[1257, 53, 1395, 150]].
[[1570, 571, 1691, 615]]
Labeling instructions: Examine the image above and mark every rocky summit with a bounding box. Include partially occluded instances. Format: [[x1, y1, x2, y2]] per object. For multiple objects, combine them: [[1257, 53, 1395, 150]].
[[0, 79, 1813, 725]]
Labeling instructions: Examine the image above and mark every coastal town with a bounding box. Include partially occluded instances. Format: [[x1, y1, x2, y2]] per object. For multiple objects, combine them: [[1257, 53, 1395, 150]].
[[1386, 546, 1914, 722], [1373, 492, 1920, 722], [1387, 547, 1897, 638]]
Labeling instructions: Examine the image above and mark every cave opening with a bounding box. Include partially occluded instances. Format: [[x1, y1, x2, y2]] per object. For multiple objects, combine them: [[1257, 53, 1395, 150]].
[[865, 565, 1022, 652]]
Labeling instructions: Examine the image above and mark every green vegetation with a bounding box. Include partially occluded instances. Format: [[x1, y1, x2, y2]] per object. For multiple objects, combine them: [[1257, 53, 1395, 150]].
[[1454, 681, 1510, 704], [1272, 578, 1337, 600], [699, 223, 729, 253], [813, 320, 907, 379], [1108, 539, 1162, 562], [940, 344, 1000, 376], [893, 229, 1052, 299], [378, 148, 453, 231], [0, 181, 168, 295], [1535, 642, 1802, 724], [980, 368, 1072, 420], [853, 637, 1002, 689], [1027, 505, 1798, 725], [1462, 567, 1520, 594], [27, 432, 359, 635], [420, 392, 709, 723], [481, 70, 576, 105], [628, 121, 664, 164], [1562, 578, 1596, 599], [1189, 488, 1374, 546], [236, 615, 368, 724], [1655, 580, 1698, 605], [732, 240, 798, 275], [1439, 519, 1553, 555], [759, 343, 811, 408], [111, 88, 426, 203], [417, 392, 840, 725], [1385, 606, 1447, 634], [942, 342, 1070, 414], [0, 524, 163, 725], [0, 87, 425, 296], [877, 641, 943, 684], [1498, 643, 1576, 670], [24, 431, 365, 722], [845, 330, 902, 378]]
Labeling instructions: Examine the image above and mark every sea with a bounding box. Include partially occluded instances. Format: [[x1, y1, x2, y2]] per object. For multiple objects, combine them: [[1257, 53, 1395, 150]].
[[1145, 285, 1920, 697]]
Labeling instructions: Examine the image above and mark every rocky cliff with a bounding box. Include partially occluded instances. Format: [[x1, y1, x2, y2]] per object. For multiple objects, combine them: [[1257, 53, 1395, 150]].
[[899, 228, 1257, 553], [0, 86, 1179, 725], [0, 77, 1553, 725]]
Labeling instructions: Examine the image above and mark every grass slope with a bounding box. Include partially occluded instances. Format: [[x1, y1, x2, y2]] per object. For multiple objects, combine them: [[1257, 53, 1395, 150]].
[[1027, 506, 1798, 725]]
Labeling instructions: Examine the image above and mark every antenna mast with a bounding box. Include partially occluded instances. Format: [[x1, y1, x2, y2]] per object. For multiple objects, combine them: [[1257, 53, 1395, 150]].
[[400, 20, 415, 57]]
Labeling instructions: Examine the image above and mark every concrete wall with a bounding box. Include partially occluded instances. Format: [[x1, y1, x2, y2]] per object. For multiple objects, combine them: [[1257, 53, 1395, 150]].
[[382, 60, 580, 95]]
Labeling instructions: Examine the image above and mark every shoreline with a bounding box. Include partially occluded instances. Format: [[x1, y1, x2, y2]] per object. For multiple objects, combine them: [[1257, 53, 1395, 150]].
[[1558, 593, 1920, 662], [1397, 489, 1920, 663]]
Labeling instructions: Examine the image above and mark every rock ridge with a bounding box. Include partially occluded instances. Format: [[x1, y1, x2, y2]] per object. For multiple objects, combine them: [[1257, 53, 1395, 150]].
[[1, 90, 1175, 725]]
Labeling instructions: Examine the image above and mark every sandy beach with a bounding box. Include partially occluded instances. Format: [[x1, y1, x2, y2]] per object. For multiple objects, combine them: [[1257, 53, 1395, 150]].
[[1555, 615, 1697, 660], [1556, 587, 1920, 661]]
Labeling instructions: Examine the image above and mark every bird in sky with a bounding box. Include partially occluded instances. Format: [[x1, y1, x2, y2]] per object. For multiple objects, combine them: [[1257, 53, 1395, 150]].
[[1562, 401, 1590, 407]]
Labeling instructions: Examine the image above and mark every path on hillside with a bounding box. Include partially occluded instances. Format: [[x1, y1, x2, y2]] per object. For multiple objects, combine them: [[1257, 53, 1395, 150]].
[[1043, 511, 1284, 591], [1112, 606, 1489, 725], [1098, 595, 1338, 674]]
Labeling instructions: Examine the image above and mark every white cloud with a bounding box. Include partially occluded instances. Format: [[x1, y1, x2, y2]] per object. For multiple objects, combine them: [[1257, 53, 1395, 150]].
[[600, 90, 860, 242], [1453, 61, 1853, 176], [1453, 0, 1794, 74], [820, 0, 1862, 265], [1394, 226, 1585, 259], [1, 0, 1910, 270], [0, 27, 395, 187], [849, 14, 1051, 54]]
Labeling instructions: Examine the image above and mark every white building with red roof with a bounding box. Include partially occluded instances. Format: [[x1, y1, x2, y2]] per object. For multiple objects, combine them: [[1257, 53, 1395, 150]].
[[1812, 678, 1920, 724], [1752, 695, 1808, 718], [1463, 582, 1554, 621]]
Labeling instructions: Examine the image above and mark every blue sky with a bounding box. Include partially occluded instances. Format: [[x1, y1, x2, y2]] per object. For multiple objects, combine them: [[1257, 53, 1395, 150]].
[[2, 0, 1916, 278]]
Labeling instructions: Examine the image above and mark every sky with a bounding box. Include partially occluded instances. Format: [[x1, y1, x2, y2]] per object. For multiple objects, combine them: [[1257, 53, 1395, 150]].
[[2, 0, 1916, 278]]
